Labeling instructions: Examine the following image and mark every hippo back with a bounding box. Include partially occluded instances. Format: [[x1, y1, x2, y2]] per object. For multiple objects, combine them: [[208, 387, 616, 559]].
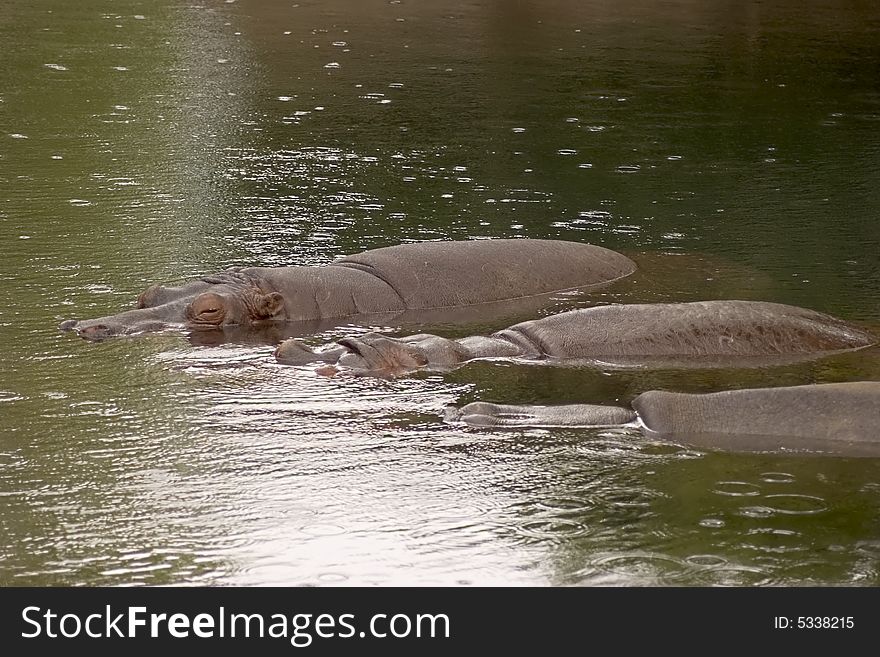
[[503, 300, 875, 358], [632, 382, 880, 453], [331, 239, 635, 309]]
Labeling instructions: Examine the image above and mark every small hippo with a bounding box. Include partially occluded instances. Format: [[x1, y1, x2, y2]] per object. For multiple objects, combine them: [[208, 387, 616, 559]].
[[446, 382, 880, 456], [276, 300, 875, 376], [59, 239, 635, 341]]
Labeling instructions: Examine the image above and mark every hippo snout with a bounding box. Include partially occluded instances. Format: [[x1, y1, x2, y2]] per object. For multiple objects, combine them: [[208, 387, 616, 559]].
[[59, 318, 127, 341], [77, 324, 116, 341], [274, 339, 317, 365], [275, 338, 347, 365]]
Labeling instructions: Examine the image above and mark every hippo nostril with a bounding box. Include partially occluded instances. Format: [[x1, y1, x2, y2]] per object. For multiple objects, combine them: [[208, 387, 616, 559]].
[[59, 319, 79, 332]]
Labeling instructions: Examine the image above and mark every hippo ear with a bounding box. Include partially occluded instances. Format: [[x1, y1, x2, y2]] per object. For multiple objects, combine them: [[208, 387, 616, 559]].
[[136, 285, 162, 309], [257, 292, 285, 319]]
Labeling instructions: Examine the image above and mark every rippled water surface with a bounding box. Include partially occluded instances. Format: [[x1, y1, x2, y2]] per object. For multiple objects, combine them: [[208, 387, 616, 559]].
[[2, 0, 880, 586]]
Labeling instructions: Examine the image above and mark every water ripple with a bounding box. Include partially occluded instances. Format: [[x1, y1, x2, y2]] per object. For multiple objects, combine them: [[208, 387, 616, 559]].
[[761, 494, 828, 515], [712, 481, 762, 496]]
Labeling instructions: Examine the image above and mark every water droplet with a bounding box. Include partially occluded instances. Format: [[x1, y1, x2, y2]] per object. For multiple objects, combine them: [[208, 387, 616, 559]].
[[324, 62, 340, 69], [44, 63, 68, 71]]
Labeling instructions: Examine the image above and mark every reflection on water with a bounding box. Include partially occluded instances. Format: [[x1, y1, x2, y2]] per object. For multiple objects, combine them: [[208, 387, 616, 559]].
[[2, 0, 880, 586]]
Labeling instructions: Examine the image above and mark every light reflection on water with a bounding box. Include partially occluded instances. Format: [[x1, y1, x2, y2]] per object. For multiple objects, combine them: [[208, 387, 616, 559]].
[[2, 0, 880, 586]]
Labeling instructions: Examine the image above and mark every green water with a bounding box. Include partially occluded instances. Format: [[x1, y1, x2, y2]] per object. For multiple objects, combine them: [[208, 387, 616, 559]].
[[1, 0, 879, 586]]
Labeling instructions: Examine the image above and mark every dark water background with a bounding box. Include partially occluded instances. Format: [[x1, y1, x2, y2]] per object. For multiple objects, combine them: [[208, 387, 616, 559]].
[[2, 0, 879, 585]]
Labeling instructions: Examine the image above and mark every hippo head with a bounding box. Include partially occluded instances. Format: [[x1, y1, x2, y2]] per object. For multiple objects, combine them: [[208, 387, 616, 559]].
[[60, 270, 287, 341], [273, 333, 434, 377], [183, 289, 285, 330], [334, 335, 431, 377], [274, 331, 472, 377]]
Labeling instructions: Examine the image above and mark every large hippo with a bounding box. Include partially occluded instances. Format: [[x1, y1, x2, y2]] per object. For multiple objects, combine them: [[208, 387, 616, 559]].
[[59, 239, 636, 341], [276, 300, 876, 375], [446, 382, 880, 456]]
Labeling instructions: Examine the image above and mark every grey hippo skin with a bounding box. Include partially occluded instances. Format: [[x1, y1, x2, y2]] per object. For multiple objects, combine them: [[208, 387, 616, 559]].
[[59, 239, 635, 341], [276, 300, 875, 374], [447, 382, 880, 457]]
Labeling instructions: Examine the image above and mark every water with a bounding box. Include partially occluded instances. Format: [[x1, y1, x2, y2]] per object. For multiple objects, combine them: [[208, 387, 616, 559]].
[[2, 0, 879, 586]]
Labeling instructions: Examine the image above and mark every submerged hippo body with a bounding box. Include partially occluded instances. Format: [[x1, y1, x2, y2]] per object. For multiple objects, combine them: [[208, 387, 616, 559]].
[[449, 382, 880, 456], [277, 300, 876, 375], [60, 239, 636, 341]]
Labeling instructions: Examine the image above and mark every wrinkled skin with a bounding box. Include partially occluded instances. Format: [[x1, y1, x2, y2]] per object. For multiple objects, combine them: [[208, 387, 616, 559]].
[[59, 270, 285, 340], [276, 300, 876, 377], [60, 239, 636, 341], [446, 382, 880, 457]]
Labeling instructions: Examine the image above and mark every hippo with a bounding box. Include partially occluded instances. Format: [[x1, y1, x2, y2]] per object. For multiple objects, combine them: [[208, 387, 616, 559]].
[[445, 382, 880, 456], [275, 300, 876, 375], [59, 239, 636, 341]]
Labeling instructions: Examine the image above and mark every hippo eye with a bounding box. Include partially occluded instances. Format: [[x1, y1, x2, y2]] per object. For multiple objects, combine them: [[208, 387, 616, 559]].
[[196, 305, 223, 321], [186, 292, 227, 325]]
